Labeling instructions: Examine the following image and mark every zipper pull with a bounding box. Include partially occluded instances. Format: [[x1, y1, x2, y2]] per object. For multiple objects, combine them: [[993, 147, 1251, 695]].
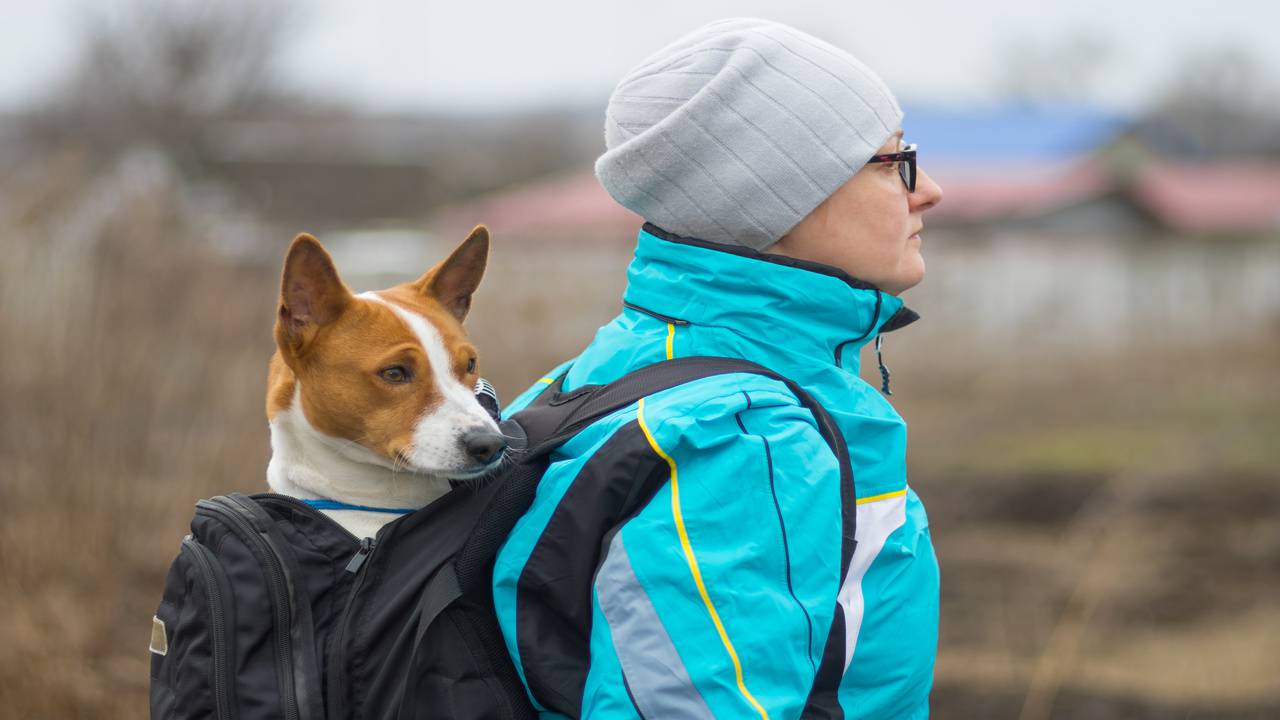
[[345, 537, 374, 574], [875, 335, 892, 396]]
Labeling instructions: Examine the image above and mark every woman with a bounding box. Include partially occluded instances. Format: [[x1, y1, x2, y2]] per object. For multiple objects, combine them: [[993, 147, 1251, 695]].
[[494, 18, 943, 719]]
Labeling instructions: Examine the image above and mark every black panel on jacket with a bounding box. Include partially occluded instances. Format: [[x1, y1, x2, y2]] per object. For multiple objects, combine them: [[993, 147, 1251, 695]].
[[515, 420, 669, 715]]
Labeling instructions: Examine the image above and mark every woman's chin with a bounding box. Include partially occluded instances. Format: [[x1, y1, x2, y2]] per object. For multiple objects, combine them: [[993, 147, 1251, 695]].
[[886, 255, 925, 295]]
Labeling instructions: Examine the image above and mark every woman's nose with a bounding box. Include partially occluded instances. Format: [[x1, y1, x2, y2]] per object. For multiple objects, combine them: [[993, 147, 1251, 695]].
[[911, 168, 943, 212]]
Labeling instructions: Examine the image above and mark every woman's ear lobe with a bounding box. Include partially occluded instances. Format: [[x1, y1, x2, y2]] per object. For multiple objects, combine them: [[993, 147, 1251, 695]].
[[416, 225, 489, 321]]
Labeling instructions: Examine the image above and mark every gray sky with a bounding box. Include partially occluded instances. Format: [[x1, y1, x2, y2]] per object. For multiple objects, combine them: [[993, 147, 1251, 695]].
[[3, 0, 1278, 113]]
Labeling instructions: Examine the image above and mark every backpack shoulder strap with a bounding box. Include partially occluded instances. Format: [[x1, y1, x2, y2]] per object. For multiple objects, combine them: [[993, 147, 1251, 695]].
[[507, 356, 851, 486]]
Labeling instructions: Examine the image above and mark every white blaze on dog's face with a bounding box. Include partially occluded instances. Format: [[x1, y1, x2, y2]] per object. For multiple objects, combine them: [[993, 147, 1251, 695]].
[[267, 226, 503, 479]]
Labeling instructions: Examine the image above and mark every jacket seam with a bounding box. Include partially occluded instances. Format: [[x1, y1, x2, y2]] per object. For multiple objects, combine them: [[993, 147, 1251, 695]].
[[735, 390, 817, 675]]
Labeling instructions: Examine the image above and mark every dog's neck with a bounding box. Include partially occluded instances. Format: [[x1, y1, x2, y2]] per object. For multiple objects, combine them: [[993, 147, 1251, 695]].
[[266, 391, 451, 539]]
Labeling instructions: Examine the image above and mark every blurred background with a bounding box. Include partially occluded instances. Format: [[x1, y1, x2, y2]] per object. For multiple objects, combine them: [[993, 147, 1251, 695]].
[[1, 1, 1277, 718]]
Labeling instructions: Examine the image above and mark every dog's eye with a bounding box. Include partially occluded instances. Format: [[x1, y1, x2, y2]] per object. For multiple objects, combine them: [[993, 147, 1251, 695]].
[[466, 357, 477, 374], [378, 366, 411, 384]]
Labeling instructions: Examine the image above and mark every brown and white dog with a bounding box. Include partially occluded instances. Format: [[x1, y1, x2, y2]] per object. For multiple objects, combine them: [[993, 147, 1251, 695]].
[[265, 226, 506, 539]]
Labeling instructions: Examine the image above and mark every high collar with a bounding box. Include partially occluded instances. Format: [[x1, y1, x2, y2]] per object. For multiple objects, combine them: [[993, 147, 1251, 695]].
[[622, 224, 919, 372]]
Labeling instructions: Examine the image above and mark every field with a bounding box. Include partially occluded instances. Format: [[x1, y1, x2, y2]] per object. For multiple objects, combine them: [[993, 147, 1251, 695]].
[[904, 347, 1280, 719]]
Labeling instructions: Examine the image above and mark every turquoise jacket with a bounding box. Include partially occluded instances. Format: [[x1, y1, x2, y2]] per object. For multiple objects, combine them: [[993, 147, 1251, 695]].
[[494, 225, 939, 719]]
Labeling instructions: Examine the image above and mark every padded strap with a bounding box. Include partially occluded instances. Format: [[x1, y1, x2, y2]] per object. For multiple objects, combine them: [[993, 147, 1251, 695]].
[[512, 357, 852, 491]]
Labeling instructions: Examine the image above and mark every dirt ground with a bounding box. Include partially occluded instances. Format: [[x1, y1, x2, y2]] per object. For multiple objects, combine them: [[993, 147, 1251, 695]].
[[921, 469, 1280, 719]]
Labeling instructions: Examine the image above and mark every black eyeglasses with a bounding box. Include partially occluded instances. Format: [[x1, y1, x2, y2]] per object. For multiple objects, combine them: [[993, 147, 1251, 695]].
[[865, 143, 917, 192]]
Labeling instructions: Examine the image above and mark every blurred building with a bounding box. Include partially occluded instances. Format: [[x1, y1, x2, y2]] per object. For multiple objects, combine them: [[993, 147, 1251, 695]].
[[433, 104, 1280, 242]]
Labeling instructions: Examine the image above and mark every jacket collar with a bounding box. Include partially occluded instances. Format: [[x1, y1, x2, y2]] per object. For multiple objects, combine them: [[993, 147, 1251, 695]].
[[622, 224, 919, 373]]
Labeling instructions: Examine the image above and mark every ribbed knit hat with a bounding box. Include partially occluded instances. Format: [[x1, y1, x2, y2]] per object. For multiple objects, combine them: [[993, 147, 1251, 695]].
[[595, 18, 903, 250]]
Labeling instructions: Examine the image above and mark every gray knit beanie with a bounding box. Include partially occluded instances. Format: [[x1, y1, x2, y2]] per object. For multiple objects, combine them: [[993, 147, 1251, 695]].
[[595, 17, 903, 250]]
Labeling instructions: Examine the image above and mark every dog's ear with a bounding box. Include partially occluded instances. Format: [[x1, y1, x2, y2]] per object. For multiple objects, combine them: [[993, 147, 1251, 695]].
[[276, 233, 353, 360], [415, 225, 489, 322]]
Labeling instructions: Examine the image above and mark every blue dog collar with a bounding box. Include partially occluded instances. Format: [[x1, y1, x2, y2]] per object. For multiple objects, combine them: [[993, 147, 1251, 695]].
[[301, 498, 417, 515]]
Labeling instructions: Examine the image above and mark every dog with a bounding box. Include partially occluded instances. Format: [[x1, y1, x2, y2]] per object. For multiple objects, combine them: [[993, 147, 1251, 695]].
[[264, 225, 506, 539]]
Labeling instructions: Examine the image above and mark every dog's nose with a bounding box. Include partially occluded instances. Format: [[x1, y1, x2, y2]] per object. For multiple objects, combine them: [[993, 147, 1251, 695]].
[[462, 428, 506, 464]]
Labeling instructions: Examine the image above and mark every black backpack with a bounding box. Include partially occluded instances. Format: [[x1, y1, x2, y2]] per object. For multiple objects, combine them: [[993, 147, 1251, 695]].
[[148, 357, 855, 720]]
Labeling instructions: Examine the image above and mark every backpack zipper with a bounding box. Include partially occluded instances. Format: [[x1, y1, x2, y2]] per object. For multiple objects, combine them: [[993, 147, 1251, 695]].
[[258, 494, 378, 719], [329, 536, 377, 720], [181, 536, 234, 720], [196, 498, 303, 720], [345, 537, 374, 573]]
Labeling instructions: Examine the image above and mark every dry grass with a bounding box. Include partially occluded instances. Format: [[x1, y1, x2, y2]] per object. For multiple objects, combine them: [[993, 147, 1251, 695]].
[[0, 155, 276, 718]]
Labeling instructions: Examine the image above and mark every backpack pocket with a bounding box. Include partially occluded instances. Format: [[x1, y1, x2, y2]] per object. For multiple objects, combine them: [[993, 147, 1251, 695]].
[[193, 494, 322, 720], [151, 535, 237, 720]]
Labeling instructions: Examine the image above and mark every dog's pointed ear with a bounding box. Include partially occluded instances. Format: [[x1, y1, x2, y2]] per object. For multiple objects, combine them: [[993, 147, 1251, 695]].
[[276, 233, 353, 359], [415, 225, 489, 322]]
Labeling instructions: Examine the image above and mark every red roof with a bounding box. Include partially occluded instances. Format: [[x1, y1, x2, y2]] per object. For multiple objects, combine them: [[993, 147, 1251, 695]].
[[1131, 162, 1280, 233], [434, 171, 640, 242], [924, 159, 1111, 222]]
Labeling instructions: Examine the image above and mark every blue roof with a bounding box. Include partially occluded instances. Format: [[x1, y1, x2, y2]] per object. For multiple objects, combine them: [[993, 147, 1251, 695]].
[[901, 105, 1131, 162]]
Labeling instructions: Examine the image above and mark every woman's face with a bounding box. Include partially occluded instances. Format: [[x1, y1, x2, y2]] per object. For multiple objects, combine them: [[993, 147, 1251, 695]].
[[767, 129, 943, 296]]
